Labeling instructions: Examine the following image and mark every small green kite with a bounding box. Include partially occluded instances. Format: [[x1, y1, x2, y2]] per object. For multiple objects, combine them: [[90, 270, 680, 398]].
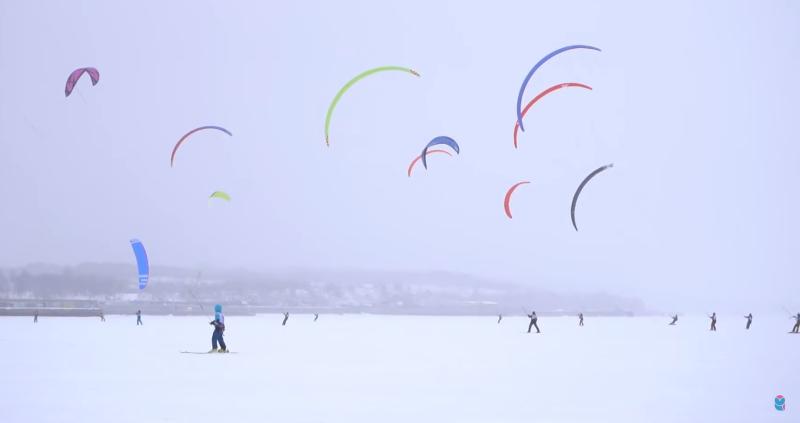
[[209, 191, 231, 202]]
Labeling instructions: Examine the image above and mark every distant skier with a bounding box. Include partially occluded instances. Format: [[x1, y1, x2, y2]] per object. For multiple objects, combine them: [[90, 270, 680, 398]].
[[209, 304, 227, 353], [99, 310, 106, 322], [497, 314, 503, 324], [669, 315, 678, 325], [282, 312, 289, 326], [744, 313, 752, 330], [527, 311, 540, 333], [708, 312, 717, 331], [314, 313, 319, 322], [33, 310, 38, 323], [136, 310, 142, 326], [792, 313, 800, 333], [578, 313, 584, 326]]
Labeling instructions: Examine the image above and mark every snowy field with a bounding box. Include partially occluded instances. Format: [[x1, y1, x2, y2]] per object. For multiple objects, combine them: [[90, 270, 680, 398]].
[[2, 314, 797, 423]]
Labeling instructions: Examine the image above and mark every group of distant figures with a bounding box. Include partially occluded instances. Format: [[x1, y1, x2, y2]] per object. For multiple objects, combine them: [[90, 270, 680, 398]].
[[672, 312, 800, 332], [30, 309, 321, 326], [496, 311, 800, 333], [32, 309, 109, 323], [30, 309, 800, 334], [281, 312, 319, 326], [496, 311, 584, 333]]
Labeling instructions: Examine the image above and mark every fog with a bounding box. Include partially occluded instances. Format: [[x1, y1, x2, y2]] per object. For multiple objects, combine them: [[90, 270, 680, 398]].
[[1, 0, 799, 313]]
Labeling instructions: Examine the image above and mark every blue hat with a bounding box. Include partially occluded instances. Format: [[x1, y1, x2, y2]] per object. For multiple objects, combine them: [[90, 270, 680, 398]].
[[214, 304, 222, 313]]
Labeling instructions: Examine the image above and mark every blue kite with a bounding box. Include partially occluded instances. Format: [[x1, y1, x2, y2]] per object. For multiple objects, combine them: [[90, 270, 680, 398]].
[[129, 239, 149, 290], [421, 136, 460, 169]]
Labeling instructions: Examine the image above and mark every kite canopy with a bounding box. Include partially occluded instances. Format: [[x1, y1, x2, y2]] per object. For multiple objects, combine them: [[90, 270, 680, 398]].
[[513, 83, 592, 148], [129, 239, 149, 290], [571, 163, 614, 231], [170, 126, 232, 167], [516, 45, 600, 132], [65, 67, 100, 97], [209, 191, 231, 201], [324, 66, 420, 146], [407, 149, 453, 177], [504, 181, 531, 219], [421, 136, 460, 169]]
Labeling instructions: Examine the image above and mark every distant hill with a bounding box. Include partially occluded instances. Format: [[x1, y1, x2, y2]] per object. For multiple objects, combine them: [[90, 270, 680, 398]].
[[0, 263, 646, 315]]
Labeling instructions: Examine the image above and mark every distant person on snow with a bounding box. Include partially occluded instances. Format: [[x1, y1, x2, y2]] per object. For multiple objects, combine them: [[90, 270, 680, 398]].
[[497, 314, 503, 324], [792, 313, 800, 333], [744, 313, 752, 330], [33, 310, 38, 323], [209, 304, 227, 353], [314, 313, 319, 322], [99, 311, 106, 322], [282, 312, 289, 326], [669, 315, 678, 325], [578, 313, 584, 326], [708, 312, 717, 331], [136, 310, 143, 326], [527, 311, 540, 334]]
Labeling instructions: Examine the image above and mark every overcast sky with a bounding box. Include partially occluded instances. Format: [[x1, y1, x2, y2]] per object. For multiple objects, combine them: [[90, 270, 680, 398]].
[[1, 0, 798, 312]]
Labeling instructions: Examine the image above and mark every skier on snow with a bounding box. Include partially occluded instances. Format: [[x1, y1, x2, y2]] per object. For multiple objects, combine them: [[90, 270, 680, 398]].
[[209, 304, 227, 353], [527, 311, 540, 334]]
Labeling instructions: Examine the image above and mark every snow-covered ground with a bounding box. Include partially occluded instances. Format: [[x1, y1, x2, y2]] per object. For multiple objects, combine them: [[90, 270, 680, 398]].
[[2, 314, 797, 422]]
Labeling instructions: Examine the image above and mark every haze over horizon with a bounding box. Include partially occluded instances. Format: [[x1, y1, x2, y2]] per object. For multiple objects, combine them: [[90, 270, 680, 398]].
[[1, 0, 799, 313]]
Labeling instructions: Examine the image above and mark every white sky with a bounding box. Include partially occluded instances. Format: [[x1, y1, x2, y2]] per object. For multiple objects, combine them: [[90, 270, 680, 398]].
[[1, 0, 799, 312]]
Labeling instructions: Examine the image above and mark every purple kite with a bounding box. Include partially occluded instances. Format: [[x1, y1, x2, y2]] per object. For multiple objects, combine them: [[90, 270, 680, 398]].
[[65, 67, 100, 97]]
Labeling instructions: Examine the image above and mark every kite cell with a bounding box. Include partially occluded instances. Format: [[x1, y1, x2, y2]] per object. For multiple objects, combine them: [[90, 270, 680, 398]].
[[516, 45, 600, 132], [504, 181, 531, 219], [129, 239, 149, 290], [571, 163, 614, 231], [324, 66, 420, 146], [407, 149, 453, 177], [65, 67, 100, 97], [209, 191, 231, 201], [513, 83, 592, 148], [421, 136, 460, 169], [170, 126, 232, 167]]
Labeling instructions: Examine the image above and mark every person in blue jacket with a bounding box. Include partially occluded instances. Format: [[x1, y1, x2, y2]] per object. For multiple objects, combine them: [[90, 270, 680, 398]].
[[209, 304, 227, 353]]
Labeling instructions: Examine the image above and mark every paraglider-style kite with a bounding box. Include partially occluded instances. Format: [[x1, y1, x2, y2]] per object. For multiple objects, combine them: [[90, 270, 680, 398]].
[[209, 191, 231, 201], [325, 66, 420, 146], [407, 149, 453, 177], [504, 181, 530, 219], [571, 163, 614, 231], [65, 67, 100, 97], [514, 83, 592, 148], [516, 45, 600, 132], [421, 136, 460, 169], [129, 239, 149, 290], [170, 126, 232, 167]]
